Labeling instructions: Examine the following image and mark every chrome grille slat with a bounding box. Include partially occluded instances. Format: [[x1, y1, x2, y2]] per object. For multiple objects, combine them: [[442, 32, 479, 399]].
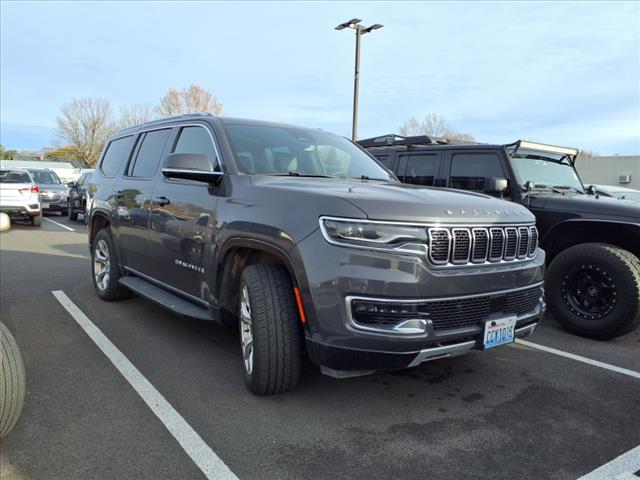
[[427, 224, 537, 266]]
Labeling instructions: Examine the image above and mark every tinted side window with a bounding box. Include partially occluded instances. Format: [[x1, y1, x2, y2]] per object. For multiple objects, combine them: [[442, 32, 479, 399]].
[[172, 126, 218, 169], [374, 154, 394, 171], [450, 153, 504, 191], [129, 129, 172, 178], [101, 136, 134, 177], [403, 154, 440, 186]]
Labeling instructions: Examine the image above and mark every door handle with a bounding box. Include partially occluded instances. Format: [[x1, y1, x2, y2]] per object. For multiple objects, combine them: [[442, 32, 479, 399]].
[[114, 190, 124, 198], [153, 196, 170, 207]]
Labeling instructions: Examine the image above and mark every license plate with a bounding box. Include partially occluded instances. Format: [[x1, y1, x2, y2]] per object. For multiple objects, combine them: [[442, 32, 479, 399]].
[[482, 316, 517, 349]]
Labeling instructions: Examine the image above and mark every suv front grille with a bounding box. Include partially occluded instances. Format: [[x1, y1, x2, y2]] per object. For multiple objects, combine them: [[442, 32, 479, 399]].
[[428, 225, 537, 266], [349, 285, 543, 332]]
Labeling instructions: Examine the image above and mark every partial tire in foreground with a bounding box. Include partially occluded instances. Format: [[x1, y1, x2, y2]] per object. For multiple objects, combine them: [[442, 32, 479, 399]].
[[239, 264, 303, 395], [0, 322, 26, 438], [546, 243, 640, 339], [91, 227, 132, 301]]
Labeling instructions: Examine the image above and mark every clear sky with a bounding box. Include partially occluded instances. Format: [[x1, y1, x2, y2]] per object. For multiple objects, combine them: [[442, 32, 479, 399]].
[[1, 0, 639, 154]]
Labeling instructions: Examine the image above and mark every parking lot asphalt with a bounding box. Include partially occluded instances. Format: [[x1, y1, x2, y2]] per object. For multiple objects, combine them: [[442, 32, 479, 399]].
[[1, 215, 639, 480]]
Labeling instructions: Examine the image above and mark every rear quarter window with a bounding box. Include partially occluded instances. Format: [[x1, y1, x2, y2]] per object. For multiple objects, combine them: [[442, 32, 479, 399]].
[[100, 135, 135, 177]]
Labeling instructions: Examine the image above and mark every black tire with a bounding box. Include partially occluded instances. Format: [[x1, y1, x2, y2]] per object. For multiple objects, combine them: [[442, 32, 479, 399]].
[[68, 207, 78, 221], [31, 215, 42, 227], [91, 228, 132, 301], [0, 322, 26, 438], [239, 264, 303, 395], [546, 243, 640, 339], [61, 209, 68, 217]]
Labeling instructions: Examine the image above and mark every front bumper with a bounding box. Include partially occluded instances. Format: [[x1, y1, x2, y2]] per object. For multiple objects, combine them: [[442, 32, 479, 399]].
[[306, 300, 544, 371], [295, 228, 546, 371]]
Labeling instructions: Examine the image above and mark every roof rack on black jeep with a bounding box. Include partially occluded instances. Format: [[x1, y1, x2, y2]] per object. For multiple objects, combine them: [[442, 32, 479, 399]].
[[357, 134, 450, 149]]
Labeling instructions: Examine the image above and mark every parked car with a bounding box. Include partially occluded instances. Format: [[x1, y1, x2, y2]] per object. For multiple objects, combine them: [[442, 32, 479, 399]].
[[67, 170, 94, 222], [359, 134, 640, 339], [593, 184, 640, 203], [88, 114, 545, 395], [0, 168, 42, 226], [27, 168, 68, 216]]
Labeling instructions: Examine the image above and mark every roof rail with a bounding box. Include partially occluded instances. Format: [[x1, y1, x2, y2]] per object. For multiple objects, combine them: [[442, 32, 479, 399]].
[[357, 134, 449, 149]]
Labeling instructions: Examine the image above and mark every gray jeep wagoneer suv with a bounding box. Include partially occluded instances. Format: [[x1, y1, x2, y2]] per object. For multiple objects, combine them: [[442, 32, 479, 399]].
[[87, 114, 545, 394]]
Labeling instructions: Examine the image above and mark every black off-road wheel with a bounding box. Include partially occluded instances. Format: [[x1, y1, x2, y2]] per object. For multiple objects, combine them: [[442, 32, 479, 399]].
[[91, 228, 132, 301], [546, 243, 640, 339], [238, 264, 303, 395]]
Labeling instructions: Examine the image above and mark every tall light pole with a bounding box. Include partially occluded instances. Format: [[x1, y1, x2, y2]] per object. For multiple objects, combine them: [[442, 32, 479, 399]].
[[335, 18, 383, 141]]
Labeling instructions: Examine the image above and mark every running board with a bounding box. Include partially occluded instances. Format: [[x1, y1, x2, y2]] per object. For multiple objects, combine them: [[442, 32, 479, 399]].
[[118, 276, 212, 321]]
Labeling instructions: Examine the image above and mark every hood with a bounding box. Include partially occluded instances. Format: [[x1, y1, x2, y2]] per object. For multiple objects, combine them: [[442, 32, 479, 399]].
[[251, 177, 534, 225], [529, 192, 640, 223]]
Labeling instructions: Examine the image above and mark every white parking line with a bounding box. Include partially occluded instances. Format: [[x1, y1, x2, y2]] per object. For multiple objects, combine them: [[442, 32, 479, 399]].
[[516, 339, 640, 380], [44, 217, 75, 232], [577, 445, 640, 479], [51, 290, 238, 480]]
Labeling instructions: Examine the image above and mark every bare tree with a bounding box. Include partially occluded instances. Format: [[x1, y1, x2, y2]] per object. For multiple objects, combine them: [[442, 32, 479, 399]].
[[155, 84, 223, 118], [56, 97, 117, 167], [119, 103, 155, 128], [399, 113, 475, 142]]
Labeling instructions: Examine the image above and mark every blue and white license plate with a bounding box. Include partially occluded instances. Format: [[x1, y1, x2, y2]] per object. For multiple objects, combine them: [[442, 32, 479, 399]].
[[483, 317, 517, 349]]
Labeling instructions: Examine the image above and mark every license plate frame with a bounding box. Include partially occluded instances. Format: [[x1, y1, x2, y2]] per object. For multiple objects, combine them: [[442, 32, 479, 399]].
[[482, 316, 517, 349]]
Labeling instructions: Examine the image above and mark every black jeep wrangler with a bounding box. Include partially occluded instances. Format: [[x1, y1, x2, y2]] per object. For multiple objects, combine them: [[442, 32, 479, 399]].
[[87, 114, 545, 394], [360, 135, 640, 339]]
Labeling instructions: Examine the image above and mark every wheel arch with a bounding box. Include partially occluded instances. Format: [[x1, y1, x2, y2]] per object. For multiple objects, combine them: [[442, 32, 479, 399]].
[[215, 238, 309, 326], [542, 220, 640, 263]]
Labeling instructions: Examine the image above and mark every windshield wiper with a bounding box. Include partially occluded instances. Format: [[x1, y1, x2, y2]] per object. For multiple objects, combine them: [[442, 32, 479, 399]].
[[552, 185, 585, 194], [528, 183, 565, 194], [267, 172, 335, 178], [346, 175, 391, 182]]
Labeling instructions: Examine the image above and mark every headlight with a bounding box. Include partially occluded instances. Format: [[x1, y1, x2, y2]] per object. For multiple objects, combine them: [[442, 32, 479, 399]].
[[320, 217, 428, 255]]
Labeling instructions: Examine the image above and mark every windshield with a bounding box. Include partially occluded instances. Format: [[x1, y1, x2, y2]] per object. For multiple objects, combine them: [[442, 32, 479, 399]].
[[223, 123, 395, 181], [511, 152, 584, 192], [0, 170, 32, 183], [30, 170, 62, 185]]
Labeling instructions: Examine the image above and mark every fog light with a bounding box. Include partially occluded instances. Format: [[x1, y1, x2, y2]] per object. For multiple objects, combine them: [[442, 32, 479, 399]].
[[351, 300, 429, 334]]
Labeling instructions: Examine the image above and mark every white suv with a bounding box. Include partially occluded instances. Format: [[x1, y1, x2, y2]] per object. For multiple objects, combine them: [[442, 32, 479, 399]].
[[0, 168, 43, 226]]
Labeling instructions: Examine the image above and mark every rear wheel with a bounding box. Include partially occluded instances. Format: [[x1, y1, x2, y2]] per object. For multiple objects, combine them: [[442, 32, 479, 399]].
[[91, 228, 131, 301], [68, 203, 78, 221], [546, 243, 640, 339], [239, 264, 303, 395], [31, 215, 42, 227]]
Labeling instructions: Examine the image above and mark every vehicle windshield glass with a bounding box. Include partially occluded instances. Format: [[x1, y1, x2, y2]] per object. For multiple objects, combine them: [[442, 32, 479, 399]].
[[510, 150, 584, 192], [223, 123, 395, 181], [30, 170, 62, 184], [0, 170, 31, 183]]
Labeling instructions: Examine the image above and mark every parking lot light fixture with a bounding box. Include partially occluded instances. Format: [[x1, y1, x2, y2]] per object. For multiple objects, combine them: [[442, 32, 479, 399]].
[[335, 18, 383, 141]]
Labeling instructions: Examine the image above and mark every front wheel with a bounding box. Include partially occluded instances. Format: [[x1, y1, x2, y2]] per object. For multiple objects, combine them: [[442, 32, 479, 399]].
[[68, 202, 78, 221], [239, 264, 303, 395], [546, 243, 640, 339]]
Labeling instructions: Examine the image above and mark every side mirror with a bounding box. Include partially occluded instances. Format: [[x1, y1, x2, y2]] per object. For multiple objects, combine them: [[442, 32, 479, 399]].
[[67, 181, 76, 188], [586, 185, 597, 195], [484, 177, 509, 194], [162, 153, 223, 185]]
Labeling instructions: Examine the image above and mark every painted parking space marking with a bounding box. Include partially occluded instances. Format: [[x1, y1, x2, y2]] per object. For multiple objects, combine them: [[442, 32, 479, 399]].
[[51, 290, 238, 480], [577, 445, 640, 479], [515, 339, 640, 380], [44, 217, 75, 231]]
